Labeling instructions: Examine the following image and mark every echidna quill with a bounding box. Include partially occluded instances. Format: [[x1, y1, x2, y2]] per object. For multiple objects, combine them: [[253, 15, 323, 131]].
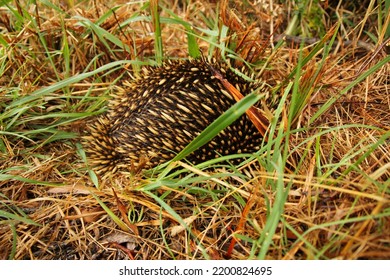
[[84, 58, 273, 174]]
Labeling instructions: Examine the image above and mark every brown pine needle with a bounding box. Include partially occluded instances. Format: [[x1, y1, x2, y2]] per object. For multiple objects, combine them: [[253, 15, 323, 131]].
[[112, 188, 139, 236]]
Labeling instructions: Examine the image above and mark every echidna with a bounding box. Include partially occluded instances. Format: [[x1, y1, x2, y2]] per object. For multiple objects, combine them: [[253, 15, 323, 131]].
[[84, 58, 273, 174]]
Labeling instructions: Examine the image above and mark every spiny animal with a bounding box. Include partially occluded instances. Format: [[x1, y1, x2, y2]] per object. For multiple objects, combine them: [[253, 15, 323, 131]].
[[84, 58, 274, 174]]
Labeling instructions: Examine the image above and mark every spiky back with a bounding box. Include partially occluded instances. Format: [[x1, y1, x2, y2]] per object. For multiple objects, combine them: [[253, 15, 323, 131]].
[[84, 59, 269, 174]]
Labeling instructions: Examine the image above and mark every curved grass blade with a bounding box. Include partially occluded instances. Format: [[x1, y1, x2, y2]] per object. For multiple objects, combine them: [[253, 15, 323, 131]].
[[170, 90, 262, 163], [7, 60, 139, 110], [90, 192, 131, 233]]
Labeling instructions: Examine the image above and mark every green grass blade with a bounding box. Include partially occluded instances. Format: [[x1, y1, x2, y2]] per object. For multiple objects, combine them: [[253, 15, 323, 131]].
[[170, 90, 262, 163], [0, 174, 63, 187], [75, 16, 132, 54], [257, 154, 289, 259], [142, 189, 210, 259], [5, 60, 138, 110], [150, 0, 163, 64], [310, 55, 390, 124], [90, 192, 130, 232], [161, 8, 201, 58], [0, 210, 41, 226], [8, 224, 17, 260]]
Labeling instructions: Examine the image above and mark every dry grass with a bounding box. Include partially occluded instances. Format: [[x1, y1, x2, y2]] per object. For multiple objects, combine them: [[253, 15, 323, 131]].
[[0, 0, 389, 259]]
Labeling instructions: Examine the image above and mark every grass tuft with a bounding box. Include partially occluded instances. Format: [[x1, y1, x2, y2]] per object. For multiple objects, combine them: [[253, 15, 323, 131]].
[[0, 0, 389, 260]]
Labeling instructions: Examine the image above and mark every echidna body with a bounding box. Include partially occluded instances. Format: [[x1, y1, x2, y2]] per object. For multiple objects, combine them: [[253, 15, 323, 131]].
[[85, 59, 271, 174]]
